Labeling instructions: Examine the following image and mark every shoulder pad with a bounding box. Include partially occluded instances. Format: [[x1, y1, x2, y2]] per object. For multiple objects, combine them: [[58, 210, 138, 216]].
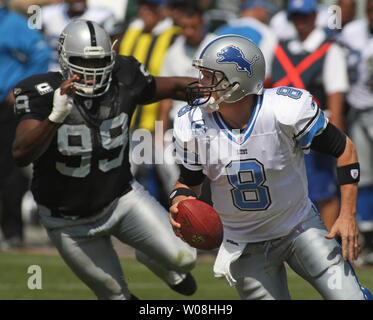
[[268, 87, 314, 127]]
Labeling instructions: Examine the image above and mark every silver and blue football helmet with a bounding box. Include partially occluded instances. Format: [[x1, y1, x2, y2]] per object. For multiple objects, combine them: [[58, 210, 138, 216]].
[[58, 19, 116, 97], [187, 35, 265, 110]]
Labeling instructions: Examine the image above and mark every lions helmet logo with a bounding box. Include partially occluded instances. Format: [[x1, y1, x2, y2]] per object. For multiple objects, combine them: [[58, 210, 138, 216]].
[[216, 45, 259, 77]]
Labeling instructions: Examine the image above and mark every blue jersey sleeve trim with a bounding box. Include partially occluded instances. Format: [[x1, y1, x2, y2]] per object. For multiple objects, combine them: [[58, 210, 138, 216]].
[[296, 110, 327, 148]]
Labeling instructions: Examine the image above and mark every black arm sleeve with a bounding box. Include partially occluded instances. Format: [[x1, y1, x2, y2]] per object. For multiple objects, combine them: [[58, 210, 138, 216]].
[[178, 164, 205, 187], [310, 122, 346, 158]]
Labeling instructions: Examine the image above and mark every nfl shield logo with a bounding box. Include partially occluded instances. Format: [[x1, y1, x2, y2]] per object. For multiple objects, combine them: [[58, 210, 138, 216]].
[[350, 169, 359, 179]]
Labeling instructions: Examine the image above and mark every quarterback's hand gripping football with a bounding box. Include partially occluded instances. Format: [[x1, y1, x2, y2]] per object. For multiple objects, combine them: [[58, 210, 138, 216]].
[[48, 75, 79, 123], [169, 196, 196, 241]]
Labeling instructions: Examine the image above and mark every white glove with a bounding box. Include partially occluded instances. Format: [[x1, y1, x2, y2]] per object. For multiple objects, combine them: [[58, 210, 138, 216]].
[[48, 88, 73, 123]]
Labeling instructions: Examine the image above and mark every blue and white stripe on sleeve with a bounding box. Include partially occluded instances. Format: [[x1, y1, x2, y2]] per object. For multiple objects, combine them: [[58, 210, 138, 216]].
[[294, 108, 328, 150]]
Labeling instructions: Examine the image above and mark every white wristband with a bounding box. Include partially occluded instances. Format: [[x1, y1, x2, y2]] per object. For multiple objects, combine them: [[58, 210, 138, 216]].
[[48, 88, 73, 123]]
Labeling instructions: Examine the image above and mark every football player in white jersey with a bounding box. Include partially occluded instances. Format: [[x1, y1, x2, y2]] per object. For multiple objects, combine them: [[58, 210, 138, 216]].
[[168, 35, 372, 300]]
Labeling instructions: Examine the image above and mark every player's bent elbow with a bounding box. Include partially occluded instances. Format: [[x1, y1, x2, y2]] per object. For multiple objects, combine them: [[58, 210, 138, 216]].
[[12, 146, 32, 167], [340, 136, 358, 163]]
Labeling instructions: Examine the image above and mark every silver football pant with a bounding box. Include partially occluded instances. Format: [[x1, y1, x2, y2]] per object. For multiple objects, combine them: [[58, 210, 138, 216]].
[[38, 180, 197, 300], [231, 208, 370, 300]]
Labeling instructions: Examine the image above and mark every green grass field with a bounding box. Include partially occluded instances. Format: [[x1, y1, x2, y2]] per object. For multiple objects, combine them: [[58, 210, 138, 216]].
[[0, 250, 372, 300]]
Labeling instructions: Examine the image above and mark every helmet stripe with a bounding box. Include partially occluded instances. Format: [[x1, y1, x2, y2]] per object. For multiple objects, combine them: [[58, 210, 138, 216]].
[[86, 21, 97, 46]]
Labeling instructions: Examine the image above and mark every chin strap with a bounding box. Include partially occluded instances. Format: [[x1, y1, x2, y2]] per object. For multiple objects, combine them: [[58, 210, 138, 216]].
[[201, 83, 240, 113]]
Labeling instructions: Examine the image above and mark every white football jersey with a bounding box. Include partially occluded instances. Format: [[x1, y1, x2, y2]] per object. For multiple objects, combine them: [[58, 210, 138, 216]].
[[173, 87, 328, 243]]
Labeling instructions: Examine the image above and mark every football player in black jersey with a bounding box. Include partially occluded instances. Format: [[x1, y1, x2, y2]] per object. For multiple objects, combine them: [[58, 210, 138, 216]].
[[11, 20, 197, 299]]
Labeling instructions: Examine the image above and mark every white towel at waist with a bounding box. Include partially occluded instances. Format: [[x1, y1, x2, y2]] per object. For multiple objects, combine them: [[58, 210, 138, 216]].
[[213, 238, 246, 286]]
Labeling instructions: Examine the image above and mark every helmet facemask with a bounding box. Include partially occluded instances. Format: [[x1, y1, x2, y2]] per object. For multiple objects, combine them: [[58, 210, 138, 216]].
[[186, 63, 240, 112], [59, 46, 115, 98], [57, 20, 117, 98]]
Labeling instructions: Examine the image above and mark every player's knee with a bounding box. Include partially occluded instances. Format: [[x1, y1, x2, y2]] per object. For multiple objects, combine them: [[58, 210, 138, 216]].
[[169, 248, 197, 274]]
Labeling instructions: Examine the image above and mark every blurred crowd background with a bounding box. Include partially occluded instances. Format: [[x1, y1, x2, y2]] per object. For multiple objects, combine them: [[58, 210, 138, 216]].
[[1, 0, 373, 268]]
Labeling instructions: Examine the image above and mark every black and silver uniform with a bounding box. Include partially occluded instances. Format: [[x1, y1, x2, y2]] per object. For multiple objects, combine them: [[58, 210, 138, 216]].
[[14, 55, 156, 217]]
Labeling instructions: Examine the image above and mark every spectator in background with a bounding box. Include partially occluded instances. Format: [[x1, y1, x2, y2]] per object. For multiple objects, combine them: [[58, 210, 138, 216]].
[[41, 0, 121, 71], [215, 0, 278, 79], [166, 0, 193, 27], [118, 0, 180, 207], [7, 0, 62, 15], [338, 0, 356, 29], [340, 0, 373, 265], [156, 3, 215, 200], [268, 0, 349, 231], [200, 0, 239, 33], [270, 0, 331, 41], [0, 0, 51, 249]]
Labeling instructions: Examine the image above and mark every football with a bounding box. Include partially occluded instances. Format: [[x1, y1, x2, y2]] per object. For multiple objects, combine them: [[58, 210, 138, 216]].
[[176, 199, 223, 250]]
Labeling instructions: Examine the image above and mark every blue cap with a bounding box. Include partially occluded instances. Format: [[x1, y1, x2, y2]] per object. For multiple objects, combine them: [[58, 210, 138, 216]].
[[241, 0, 276, 13], [287, 0, 317, 15]]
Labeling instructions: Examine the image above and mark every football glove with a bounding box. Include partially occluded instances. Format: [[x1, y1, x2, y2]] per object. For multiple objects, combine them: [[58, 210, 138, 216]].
[[48, 88, 73, 123]]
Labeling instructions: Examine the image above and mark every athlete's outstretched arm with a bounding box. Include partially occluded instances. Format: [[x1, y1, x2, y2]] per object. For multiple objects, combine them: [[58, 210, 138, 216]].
[[152, 77, 197, 103]]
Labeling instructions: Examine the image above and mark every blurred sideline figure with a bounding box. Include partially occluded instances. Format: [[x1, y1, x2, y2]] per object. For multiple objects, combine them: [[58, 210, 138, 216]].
[[0, 0, 51, 249], [270, 0, 331, 41], [118, 0, 181, 207], [156, 2, 216, 204], [341, 0, 373, 266], [42, 0, 121, 71], [215, 0, 278, 80], [7, 0, 62, 15]]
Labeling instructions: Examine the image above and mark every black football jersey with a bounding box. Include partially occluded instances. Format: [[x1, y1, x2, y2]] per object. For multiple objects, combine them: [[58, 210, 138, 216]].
[[14, 55, 156, 217]]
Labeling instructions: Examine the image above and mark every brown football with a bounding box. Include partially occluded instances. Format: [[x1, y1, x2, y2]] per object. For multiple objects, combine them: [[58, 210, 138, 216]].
[[176, 199, 223, 250]]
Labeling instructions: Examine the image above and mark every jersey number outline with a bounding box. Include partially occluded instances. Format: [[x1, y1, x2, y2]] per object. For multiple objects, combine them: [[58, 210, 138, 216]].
[[226, 159, 271, 211], [56, 113, 128, 177], [276, 87, 303, 99]]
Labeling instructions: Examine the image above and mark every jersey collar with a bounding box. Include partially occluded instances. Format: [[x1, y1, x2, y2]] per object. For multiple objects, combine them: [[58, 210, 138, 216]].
[[212, 94, 263, 145]]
